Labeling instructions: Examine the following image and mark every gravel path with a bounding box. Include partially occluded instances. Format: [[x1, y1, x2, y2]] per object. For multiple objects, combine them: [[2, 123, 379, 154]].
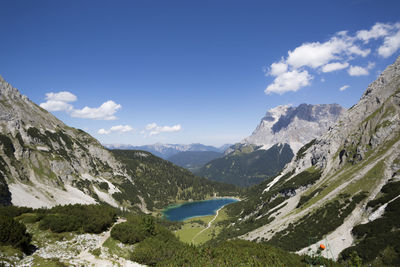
[[191, 207, 222, 243]]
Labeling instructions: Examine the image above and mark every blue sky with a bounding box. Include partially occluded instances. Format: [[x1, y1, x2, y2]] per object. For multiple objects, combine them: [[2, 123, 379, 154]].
[[1, 0, 399, 146]]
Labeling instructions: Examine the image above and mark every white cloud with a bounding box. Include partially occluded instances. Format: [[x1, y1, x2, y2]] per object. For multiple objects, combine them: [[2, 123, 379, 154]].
[[265, 69, 312, 94], [40, 91, 122, 121], [144, 123, 182, 136], [347, 61, 375, 76], [71, 100, 121, 120], [356, 22, 399, 43], [287, 41, 340, 69], [40, 100, 74, 112], [98, 128, 110, 135], [357, 23, 391, 42], [98, 125, 133, 135], [321, 62, 349, 72], [356, 22, 400, 58], [378, 30, 400, 58], [286, 35, 369, 69], [45, 91, 77, 102], [367, 62, 376, 69], [40, 91, 77, 111], [348, 65, 369, 76], [339, 85, 350, 91], [264, 22, 400, 94], [269, 61, 288, 76]]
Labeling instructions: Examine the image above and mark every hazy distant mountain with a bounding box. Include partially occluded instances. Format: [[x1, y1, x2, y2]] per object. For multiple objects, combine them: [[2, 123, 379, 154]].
[[167, 151, 223, 172], [105, 143, 231, 159]]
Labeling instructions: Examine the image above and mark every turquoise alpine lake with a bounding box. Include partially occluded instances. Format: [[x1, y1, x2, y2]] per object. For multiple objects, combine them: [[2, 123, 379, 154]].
[[163, 198, 239, 221]]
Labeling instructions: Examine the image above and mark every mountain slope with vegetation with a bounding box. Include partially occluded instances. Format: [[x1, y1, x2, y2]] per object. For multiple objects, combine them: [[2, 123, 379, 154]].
[[111, 150, 239, 210], [210, 56, 400, 265], [197, 143, 294, 187]]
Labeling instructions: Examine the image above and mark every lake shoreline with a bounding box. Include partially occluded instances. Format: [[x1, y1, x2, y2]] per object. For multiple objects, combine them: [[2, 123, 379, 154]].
[[162, 197, 239, 221]]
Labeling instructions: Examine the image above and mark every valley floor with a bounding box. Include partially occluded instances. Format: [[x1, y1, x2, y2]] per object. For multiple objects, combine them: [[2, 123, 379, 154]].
[[174, 207, 229, 245]]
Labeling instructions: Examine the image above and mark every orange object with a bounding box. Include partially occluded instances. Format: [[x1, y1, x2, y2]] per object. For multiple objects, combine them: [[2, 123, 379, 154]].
[[319, 244, 326, 250]]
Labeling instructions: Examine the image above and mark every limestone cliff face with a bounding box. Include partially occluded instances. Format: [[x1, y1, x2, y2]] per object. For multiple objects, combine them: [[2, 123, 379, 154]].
[[227, 56, 400, 260], [0, 75, 129, 208], [243, 103, 345, 153]]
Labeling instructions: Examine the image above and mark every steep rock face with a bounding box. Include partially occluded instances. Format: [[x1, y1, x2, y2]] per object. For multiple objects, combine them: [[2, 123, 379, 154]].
[[221, 56, 400, 262], [0, 76, 128, 208], [243, 103, 345, 153]]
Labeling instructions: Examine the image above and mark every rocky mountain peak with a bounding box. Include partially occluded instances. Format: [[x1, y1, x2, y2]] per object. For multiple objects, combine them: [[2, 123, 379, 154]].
[[0, 75, 23, 99], [243, 103, 346, 153]]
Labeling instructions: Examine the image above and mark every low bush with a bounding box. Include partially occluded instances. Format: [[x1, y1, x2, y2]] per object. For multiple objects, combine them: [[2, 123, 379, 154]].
[[0, 215, 31, 252], [38, 204, 117, 234]]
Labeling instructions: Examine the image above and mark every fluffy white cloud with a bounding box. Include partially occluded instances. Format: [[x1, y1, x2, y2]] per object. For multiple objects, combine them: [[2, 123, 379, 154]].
[[40, 100, 73, 112], [269, 61, 288, 76], [357, 23, 391, 42], [144, 123, 182, 136], [98, 125, 133, 135], [287, 40, 342, 69], [40, 91, 122, 121], [339, 85, 350, 91], [264, 22, 400, 95], [378, 30, 400, 58], [347, 62, 375, 76], [71, 100, 121, 120], [40, 91, 77, 111], [265, 69, 312, 94], [322, 62, 349, 72], [356, 22, 400, 58], [45, 91, 77, 102], [348, 65, 369, 76], [286, 35, 369, 69], [98, 128, 110, 135]]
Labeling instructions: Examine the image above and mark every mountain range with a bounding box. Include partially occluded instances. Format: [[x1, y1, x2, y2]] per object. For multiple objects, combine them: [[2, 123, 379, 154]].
[[104, 143, 230, 159], [0, 75, 237, 210]]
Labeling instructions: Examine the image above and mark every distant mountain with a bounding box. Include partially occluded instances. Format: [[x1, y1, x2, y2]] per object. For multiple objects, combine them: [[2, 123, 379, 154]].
[[241, 103, 345, 153], [105, 143, 231, 159], [197, 143, 294, 187], [167, 151, 223, 172]]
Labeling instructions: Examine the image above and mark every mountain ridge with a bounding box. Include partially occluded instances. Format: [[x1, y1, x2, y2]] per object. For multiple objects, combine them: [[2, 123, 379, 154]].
[[105, 143, 230, 159]]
